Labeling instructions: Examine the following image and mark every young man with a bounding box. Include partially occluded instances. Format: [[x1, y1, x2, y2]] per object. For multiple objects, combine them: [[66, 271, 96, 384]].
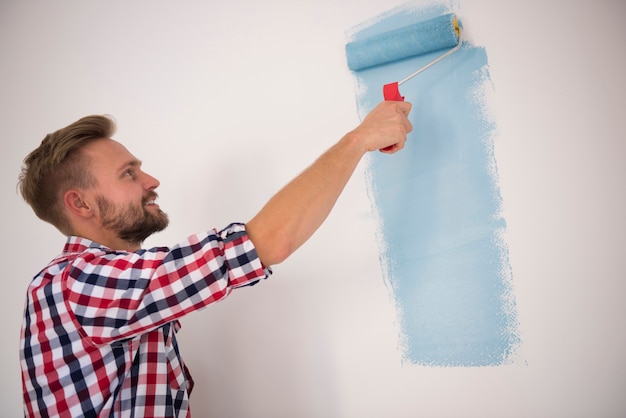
[[18, 100, 412, 417]]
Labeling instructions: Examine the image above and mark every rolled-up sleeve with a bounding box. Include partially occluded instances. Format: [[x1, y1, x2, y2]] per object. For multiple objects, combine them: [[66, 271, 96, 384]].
[[63, 223, 271, 345]]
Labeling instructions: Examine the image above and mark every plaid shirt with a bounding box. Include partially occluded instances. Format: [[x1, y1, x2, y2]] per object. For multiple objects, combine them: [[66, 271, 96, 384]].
[[20, 223, 270, 417]]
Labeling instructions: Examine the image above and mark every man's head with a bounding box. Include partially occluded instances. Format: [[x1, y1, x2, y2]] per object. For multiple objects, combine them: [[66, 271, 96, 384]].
[[18, 115, 168, 249]]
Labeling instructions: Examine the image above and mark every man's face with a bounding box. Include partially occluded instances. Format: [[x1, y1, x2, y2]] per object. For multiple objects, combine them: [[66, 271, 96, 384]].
[[82, 139, 169, 245]]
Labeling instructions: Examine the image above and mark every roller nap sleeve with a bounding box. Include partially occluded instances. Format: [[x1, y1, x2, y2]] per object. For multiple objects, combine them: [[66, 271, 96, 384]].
[[345, 13, 460, 72]]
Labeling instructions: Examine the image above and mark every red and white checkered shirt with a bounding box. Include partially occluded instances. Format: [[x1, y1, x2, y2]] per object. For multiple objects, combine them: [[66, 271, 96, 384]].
[[20, 223, 270, 417]]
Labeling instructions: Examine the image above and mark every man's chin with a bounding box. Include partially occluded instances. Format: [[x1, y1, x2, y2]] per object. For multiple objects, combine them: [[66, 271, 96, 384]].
[[119, 215, 169, 245], [147, 208, 169, 227]]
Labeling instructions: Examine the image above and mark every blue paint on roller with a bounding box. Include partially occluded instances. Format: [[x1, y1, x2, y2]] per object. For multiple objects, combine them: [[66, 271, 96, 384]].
[[346, 5, 520, 366], [346, 13, 459, 71]]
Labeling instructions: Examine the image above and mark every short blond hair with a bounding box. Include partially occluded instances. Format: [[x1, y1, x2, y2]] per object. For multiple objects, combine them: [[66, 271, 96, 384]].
[[18, 115, 116, 235]]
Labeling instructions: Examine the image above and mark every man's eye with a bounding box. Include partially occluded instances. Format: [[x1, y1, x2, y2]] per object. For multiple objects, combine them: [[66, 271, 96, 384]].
[[125, 169, 136, 178]]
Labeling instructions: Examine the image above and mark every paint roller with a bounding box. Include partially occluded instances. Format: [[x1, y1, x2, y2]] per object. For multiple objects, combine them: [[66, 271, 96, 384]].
[[345, 13, 462, 101]]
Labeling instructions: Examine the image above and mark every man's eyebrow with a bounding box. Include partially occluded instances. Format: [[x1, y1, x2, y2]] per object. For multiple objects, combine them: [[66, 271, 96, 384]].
[[118, 159, 143, 172]]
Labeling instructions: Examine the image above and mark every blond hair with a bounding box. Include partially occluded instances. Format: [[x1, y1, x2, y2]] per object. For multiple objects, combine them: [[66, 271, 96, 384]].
[[18, 115, 116, 235]]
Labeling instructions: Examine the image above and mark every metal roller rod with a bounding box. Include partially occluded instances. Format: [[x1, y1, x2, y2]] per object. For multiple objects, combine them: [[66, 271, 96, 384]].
[[398, 27, 463, 86]]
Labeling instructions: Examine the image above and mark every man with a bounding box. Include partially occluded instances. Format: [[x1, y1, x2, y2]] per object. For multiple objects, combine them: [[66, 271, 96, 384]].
[[18, 100, 412, 417]]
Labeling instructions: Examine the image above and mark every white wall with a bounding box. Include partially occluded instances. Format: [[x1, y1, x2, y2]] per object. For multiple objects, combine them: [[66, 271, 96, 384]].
[[1, 0, 624, 417]]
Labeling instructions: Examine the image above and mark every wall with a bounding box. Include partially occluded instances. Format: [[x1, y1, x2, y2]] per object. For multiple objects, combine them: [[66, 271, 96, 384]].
[[1, 0, 624, 416]]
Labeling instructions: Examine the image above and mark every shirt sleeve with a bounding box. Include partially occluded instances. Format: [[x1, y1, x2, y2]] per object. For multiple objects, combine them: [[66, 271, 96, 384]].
[[62, 223, 271, 346]]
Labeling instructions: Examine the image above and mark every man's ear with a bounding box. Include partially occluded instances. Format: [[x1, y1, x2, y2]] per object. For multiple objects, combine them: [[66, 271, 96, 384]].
[[63, 190, 94, 218]]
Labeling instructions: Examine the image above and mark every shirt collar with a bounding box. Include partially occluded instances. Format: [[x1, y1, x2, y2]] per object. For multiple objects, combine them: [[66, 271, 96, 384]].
[[63, 236, 109, 254]]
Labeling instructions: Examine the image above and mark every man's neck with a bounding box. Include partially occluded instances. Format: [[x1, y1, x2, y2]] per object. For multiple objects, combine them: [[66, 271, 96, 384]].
[[73, 227, 141, 252]]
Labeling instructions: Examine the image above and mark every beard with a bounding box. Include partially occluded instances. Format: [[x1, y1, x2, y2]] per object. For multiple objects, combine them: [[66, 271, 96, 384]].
[[96, 193, 169, 246]]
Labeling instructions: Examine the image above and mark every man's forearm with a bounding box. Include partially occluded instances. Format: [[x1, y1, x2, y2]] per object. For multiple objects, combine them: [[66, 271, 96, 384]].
[[246, 131, 366, 266], [246, 101, 412, 266]]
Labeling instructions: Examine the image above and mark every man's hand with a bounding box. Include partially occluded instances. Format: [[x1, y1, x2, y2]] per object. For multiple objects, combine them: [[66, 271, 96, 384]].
[[350, 100, 413, 154]]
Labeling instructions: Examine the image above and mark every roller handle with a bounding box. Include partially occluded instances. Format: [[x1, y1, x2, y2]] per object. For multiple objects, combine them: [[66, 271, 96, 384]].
[[383, 82, 404, 102], [380, 82, 405, 151]]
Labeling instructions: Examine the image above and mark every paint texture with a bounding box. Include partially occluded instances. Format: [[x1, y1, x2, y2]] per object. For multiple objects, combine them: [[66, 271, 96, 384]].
[[347, 3, 520, 366]]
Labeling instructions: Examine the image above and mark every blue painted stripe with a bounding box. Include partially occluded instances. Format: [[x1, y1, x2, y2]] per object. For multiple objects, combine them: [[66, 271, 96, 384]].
[[348, 5, 520, 366]]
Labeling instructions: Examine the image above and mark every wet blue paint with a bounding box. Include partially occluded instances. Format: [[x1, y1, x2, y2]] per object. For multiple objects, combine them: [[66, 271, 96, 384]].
[[348, 4, 520, 366]]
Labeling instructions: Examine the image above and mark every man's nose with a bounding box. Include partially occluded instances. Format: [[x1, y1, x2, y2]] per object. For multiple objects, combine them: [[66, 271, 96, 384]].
[[142, 171, 160, 190]]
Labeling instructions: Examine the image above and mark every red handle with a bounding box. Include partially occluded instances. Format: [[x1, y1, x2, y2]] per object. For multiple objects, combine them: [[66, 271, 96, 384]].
[[383, 82, 405, 101], [380, 82, 405, 151]]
